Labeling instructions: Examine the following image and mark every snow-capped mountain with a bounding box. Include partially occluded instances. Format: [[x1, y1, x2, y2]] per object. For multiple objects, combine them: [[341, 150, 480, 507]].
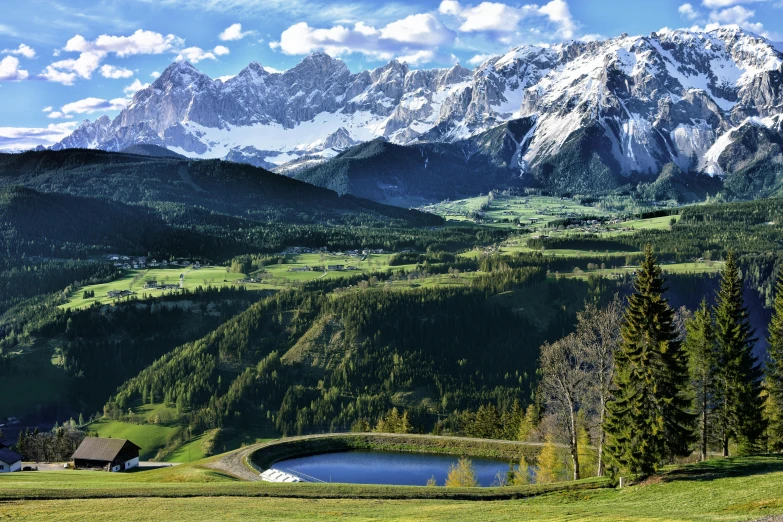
[[55, 25, 783, 183]]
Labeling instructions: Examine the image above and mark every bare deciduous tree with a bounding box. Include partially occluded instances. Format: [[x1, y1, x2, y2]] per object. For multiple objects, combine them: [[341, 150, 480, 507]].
[[577, 296, 623, 477], [540, 333, 587, 481]]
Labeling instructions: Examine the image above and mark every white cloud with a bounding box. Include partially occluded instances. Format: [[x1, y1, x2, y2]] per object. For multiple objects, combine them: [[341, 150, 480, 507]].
[[176, 47, 217, 63], [0, 122, 78, 149], [263, 66, 284, 73], [708, 5, 756, 23], [467, 53, 491, 65], [100, 64, 134, 79], [64, 30, 183, 57], [150, 71, 161, 78], [379, 14, 454, 45], [42, 30, 183, 85], [271, 14, 453, 63], [2, 44, 36, 59], [438, 0, 577, 39], [679, 3, 700, 20], [213, 45, 230, 56], [41, 51, 102, 85], [440, 0, 529, 32], [702, 0, 766, 7], [42, 106, 53, 113], [397, 49, 436, 65], [219, 23, 249, 41], [123, 78, 150, 94], [59, 97, 128, 116], [47, 111, 67, 119], [539, 0, 577, 39], [0, 56, 28, 81]]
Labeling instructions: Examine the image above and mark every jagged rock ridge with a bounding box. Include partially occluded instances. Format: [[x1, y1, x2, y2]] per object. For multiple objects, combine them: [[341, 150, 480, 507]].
[[54, 25, 783, 186]]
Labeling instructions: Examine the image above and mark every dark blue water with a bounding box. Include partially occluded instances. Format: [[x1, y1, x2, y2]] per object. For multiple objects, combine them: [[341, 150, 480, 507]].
[[273, 450, 514, 487]]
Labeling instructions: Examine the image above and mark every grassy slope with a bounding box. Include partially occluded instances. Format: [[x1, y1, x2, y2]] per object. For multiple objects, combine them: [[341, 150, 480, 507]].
[[61, 253, 423, 309], [87, 419, 179, 461], [0, 456, 782, 520]]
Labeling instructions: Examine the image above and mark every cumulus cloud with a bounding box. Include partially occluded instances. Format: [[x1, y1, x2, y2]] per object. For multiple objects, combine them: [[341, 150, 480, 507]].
[[2, 44, 36, 59], [176, 47, 216, 63], [539, 0, 577, 38], [49, 97, 129, 118], [219, 23, 249, 41], [379, 14, 455, 45], [123, 78, 150, 94], [42, 106, 53, 113], [63, 97, 128, 115], [0, 56, 29, 81], [150, 71, 161, 78], [397, 49, 436, 65], [679, 3, 700, 20], [467, 53, 491, 65], [42, 29, 183, 85], [270, 13, 453, 64], [100, 64, 134, 79], [64, 30, 183, 57], [439, 0, 577, 39], [708, 5, 756, 23], [0, 122, 78, 149], [213, 45, 230, 56]]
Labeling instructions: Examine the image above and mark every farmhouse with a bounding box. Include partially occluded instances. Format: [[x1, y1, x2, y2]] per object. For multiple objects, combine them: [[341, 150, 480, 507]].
[[0, 448, 22, 473], [72, 438, 141, 472], [327, 265, 345, 271]]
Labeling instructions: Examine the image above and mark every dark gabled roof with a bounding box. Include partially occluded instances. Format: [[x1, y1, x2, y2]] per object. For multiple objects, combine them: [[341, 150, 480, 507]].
[[0, 448, 22, 464], [72, 438, 140, 462]]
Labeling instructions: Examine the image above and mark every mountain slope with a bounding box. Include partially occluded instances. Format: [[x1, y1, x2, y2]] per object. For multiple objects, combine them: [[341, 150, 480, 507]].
[[52, 25, 783, 195], [293, 119, 535, 204], [0, 149, 441, 227]]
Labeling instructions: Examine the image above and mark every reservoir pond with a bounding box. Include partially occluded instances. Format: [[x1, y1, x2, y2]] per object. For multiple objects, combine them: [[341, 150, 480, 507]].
[[272, 450, 515, 487]]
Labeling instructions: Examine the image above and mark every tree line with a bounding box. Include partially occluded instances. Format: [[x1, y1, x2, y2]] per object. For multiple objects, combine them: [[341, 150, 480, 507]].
[[538, 246, 783, 480]]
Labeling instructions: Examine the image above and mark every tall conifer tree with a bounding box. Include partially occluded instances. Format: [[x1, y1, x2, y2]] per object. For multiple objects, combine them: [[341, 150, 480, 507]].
[[684, 299, 718, 461], [714, 251, 765, 455], [765, 272, 783, 449], [605, 245, 694, 477]]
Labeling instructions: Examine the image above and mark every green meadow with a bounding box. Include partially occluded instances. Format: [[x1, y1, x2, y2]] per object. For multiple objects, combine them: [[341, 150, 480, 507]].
[[0, 455, 781, 521]]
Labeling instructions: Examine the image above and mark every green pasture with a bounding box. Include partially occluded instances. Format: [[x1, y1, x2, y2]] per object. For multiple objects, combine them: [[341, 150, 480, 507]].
[[1, 455, 782, 521]]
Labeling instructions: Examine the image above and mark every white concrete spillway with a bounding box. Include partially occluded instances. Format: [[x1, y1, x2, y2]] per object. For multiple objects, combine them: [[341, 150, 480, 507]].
[[259, 469, 302, 483]]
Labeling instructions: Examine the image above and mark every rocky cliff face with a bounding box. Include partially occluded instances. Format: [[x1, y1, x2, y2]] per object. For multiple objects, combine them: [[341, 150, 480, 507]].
[[54, 25, 783, 186]]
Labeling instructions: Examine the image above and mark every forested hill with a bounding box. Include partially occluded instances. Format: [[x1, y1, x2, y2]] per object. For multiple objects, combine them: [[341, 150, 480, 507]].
[[0, 149, 441, 227]]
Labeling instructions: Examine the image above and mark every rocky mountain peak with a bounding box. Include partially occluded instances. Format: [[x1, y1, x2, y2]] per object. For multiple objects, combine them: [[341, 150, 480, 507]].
[[53, 25, 783, 185]]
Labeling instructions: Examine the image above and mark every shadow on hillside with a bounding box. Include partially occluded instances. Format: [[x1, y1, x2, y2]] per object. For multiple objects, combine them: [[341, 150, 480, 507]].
[[663, 455, 783, 483]]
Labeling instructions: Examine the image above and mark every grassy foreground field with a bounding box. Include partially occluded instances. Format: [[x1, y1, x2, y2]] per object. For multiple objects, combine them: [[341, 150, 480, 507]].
[[1, 455, 782, 520]]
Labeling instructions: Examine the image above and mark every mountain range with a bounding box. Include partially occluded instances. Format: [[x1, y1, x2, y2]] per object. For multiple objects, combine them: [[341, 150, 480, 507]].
[[53, 25, 783, 201]]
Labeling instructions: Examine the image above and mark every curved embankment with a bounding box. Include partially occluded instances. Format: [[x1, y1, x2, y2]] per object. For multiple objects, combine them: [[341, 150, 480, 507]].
[[205, 432, 609, 500]]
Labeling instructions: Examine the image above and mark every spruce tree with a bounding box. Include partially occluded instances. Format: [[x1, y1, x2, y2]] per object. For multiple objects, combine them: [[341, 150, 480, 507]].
[[605, 245, 694, 477], [765, 272, 783, 450], [714, 251, 765, 455], [684, 299, 718, 461]]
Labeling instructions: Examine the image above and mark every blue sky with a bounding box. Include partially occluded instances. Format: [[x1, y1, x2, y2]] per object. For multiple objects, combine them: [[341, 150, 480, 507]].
[[2, 0, 783, 149]]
